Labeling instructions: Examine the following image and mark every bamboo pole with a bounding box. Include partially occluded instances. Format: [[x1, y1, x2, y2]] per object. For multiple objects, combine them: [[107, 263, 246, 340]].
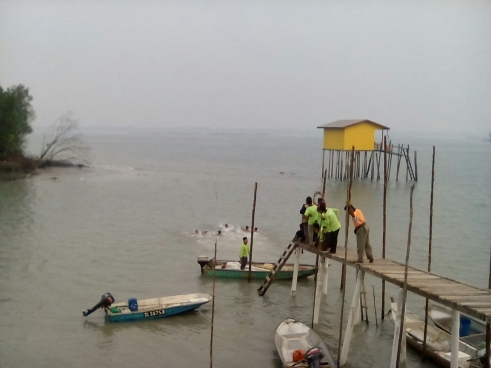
[[487, 237, 491, 367], [337, 147, 355, 367], [209, 240, 217, 368], [373, 285, 378, 327], [396, 184, 415, 368], [423, 146, 435, 359], [322, 169, 327, 199], [311, 254, 320, 327], [382, 136, 387, 320], [322, 150, 325, 178], [248, 183, 258, 282]]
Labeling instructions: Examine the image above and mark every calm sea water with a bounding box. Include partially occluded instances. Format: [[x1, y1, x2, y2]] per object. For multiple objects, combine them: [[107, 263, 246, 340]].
[[0, 128, 489, 367]]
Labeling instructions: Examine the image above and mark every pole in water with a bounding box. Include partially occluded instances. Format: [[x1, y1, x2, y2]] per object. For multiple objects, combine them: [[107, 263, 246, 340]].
[[210, 241, 217, 368], [372, 285, 378, 327], [423, 146, 435, 360], [337, 146, 355, 368], [248, 182, 258, 282], [396, 184, 415, 368], [382, 136, 387, 320]]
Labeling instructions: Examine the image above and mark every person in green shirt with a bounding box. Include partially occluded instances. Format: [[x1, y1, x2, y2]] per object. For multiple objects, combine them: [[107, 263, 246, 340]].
[[239, 237, 250, 270], [319, 206, 342, 253], [304, 197, 319, 244]]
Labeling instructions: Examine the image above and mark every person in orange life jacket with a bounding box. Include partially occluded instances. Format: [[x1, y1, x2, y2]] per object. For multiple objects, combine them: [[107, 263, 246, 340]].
[[345, 203, 374, 263]]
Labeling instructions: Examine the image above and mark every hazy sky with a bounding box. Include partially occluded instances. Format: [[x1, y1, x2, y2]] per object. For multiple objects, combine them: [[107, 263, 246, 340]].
[[1, 1, 490, 133]]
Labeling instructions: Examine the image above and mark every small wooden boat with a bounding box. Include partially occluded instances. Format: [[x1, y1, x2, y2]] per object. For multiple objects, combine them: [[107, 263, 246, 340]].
[[391, 298, 480, 368], [429, 303, 487, 350], [83, 292, 212, 322], [197, 257, 316, 279], [274, 318, 335, 367]]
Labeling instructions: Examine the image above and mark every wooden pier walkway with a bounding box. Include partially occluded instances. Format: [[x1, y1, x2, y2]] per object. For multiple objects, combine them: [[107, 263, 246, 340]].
[[296, 241, 491, 324]]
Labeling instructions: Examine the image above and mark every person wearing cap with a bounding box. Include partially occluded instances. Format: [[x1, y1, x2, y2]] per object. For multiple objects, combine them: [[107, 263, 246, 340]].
[[345, 203, 373, 263], [304, 197, 319, 244], [239, 237, 250, 270]]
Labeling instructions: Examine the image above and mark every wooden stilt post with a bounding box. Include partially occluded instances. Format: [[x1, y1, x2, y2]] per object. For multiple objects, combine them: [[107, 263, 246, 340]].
[[382, 136, 387, 320], [291, 248, 300, 295], [405, 146, 409, 181], [396, 184, 415, 368], [372, 285, 378, 327], [423, 146, 435, 359], [487, 229, 491, 368], [414, 150, 418, 181], [390, 289, 405, 368], [312, 254, 320, 326], [322, 256, 329, 295], [322, 149, 325, 178], [313, 257, 324, 324], [339, 271, 364, 366], [396, 145, 402, 182], [209, 241, 217, 368], [451, 309, 460, 368], [248, 183, 258, 282], [337, 147, 355, 366]]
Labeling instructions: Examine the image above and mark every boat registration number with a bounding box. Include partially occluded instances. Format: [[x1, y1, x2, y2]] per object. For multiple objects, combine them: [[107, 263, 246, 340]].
[[144, 309, 165, 318]]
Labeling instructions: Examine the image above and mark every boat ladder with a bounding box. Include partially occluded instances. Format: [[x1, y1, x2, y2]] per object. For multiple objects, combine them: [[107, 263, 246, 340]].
[[257, 242, 297, 296]]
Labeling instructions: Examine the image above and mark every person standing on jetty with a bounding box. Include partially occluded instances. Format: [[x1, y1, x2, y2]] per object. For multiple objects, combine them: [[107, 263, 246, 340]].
[[239, 237, 250, 270], [304, 197, 318, 244], [318, 203, 341, 253], [345, 203, 373, 263], [299, 197, 311, 243]]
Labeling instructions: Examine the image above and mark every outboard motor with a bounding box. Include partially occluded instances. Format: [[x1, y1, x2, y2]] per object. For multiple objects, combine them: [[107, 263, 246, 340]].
[[304, 347, 324, 368], [82, 292, 115, 317]]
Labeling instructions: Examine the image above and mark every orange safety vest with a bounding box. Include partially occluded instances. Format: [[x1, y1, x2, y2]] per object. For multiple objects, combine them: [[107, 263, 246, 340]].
[[352, 209, 366, 228]]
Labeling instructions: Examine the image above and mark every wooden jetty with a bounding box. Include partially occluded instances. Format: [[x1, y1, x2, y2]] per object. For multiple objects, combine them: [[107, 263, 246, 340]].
[[258, 242, 491, 367]]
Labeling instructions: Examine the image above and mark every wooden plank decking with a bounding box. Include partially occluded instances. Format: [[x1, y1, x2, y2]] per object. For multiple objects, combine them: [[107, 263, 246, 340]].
[[295, 242, 491, 324]]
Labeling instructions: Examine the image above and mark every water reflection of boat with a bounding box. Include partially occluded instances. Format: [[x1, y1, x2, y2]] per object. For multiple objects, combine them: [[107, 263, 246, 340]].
[[391, 298, 481, 368], [197, 257, 316, 279]]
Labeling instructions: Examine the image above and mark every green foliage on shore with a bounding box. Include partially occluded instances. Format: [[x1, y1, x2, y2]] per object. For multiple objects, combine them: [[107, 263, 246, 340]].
[[0, 84, 35, 158]]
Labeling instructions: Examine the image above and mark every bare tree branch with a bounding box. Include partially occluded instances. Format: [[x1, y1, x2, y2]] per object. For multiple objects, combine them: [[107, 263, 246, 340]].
[[39, 111, 91, 165]]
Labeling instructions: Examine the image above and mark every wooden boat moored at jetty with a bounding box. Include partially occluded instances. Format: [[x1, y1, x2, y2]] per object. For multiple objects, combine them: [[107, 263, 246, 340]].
[[197, 257, 316, 279], [429, 303, 488, 350], [83, 292, 212, 322], [391, 298, 481, 368], [275, 318, 335, 367]]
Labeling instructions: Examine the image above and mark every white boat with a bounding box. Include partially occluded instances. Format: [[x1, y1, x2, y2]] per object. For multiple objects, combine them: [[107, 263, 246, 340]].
[[274, 318, 336, 367], [391, 298, 481, 368], [429, 303, 488, 350]]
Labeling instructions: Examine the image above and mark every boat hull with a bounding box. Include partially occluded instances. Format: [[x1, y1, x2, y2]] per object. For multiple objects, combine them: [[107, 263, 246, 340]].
[[202, 260, 316, 279], [105, 293, 212, 323], [274, 318, 335, 367]]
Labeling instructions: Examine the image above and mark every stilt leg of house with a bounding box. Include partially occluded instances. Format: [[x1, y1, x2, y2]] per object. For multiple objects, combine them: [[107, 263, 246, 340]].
[[451, 309, 460, 368], [339, 270, 364, 366], [322, 257, 329, 295], [313, 258, 325, 324], [291, 248, 300, 296], [390, 289, 406, 368]]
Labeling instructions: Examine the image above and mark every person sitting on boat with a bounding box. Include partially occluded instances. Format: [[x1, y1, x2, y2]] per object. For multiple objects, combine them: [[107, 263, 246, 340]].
[[254, 227, 258, 232], [217, 230, 222, 235], [224, 224, 229, 228], [239, 237, 250, 270]]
